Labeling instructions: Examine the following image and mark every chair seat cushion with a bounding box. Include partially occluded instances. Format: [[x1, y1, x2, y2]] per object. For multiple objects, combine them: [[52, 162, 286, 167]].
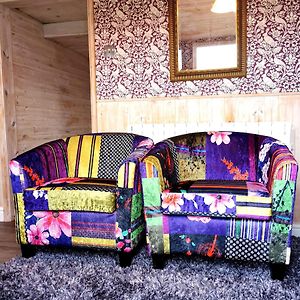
[[161, 180, 272, 220], [23, 178, 117, 213]]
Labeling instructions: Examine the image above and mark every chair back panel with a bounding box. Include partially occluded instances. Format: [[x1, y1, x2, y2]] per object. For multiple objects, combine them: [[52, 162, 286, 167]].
[[13, 139, 68, 186], [66, 133, 139, 179], [170, 132, 266, 182]]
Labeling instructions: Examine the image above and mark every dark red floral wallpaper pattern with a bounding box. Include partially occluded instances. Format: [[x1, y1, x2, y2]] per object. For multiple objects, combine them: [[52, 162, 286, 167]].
[[94, 0, 300, 100]]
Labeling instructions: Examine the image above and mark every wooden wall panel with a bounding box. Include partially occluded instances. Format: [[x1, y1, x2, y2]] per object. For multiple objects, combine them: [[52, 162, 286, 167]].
[[0, 5, 17, 221], [0, 7, 90, 221], [96, 93, 300, 222], [10, 9, 91, 154]]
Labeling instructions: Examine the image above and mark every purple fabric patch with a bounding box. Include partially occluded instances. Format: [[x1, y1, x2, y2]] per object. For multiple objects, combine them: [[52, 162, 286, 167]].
[[205, 132, 253, 181], [23, 190, 49, 211], [72, 212, 116, 239], [247, 181, 270, 196], [167, 215, 228, 236], [15, 139, 68, 186]]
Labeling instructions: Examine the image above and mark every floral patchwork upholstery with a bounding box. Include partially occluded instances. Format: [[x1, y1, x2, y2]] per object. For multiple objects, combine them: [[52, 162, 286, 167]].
[[161, 180, 272, 220], [140, 132, 298, 273], [10, 133, 153, 264]]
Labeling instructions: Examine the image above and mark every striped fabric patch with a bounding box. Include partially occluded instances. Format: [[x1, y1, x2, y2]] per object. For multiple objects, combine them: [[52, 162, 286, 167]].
[[15, 139, 68, 184], [228, 219, 271, 242], [236, 195, 272, 220], [71, 211, 116, 248], [72, 237, 116, 248], [186, 180, 269, 197], [267, 146, 298, 191], [118, 162, 136, 188], [67, 135, 101, 178]]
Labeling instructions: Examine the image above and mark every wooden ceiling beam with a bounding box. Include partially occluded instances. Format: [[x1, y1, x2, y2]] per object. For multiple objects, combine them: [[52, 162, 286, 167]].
[[43, 20, 87, 38], [0, 0, 74, 9]]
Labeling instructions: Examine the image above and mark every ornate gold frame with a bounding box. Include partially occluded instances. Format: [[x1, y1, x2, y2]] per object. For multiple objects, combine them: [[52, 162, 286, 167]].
[[168, 0, 247, 82]]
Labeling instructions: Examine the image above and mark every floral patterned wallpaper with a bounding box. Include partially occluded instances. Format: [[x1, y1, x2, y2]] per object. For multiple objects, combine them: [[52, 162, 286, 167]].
[[94, 0, 300, 100]]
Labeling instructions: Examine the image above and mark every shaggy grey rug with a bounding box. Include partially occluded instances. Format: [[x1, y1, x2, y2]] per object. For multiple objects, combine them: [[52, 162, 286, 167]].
[[1, 239, 300, 300]]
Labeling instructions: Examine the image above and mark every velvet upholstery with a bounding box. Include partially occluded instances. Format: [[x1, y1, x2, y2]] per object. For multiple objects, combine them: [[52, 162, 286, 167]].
[[9, 133, 153, 263], [140, 132, 298, 268]]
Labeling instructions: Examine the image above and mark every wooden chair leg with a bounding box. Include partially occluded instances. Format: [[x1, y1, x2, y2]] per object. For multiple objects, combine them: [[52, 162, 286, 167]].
[[21, 244, 37, 258], [270, 263, 287, 280], [118, 252, 133, 267], [152, 254, 166, 269]]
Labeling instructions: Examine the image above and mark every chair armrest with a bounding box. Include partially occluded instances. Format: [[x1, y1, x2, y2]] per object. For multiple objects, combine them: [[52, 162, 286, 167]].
[[9, 139, 68, 193], [258, 138, 297, 221], [139, 140, 178, 255], [115, 137, 153, 252], [140, 140, 178, 211], [258, 137, 297, 191], [140, 140, 178, 190], [258, 138, 298, 264], [117, 137, 153, 190]]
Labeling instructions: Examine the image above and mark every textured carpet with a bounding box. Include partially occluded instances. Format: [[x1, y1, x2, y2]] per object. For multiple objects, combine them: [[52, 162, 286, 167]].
[[1, 239, 300, 300]]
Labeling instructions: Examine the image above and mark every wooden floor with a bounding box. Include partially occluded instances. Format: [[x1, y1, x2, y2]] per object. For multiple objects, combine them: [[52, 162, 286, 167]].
[[0, 222, 21, 263]]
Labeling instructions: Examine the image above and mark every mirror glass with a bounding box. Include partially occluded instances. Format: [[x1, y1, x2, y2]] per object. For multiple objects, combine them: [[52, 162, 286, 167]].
[[168, 0, 247, 81]]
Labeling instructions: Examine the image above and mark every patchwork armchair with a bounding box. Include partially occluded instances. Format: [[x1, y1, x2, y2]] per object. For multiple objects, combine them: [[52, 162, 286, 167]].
[[140, 132, 298, 279], [9, 133, 153, 266]]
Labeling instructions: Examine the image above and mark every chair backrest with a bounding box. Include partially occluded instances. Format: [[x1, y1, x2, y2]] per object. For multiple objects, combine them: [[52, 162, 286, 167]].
[[169, 132, 268, 182], [66, 133, 152, 179]]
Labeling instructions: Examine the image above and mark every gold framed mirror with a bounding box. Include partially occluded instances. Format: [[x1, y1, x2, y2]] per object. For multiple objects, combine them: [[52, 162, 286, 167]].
[[168, 0, 247, 81]]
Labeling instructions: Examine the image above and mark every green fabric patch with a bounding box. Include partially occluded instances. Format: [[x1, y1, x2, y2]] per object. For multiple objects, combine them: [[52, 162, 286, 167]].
[[270, 221, 290, 263], [142, 177, 161, 207], [272, 180, 295, 213], [146, 216, 164, 254], [147, 216, 163, 227], [48, 190, 116, 213], [148, 225, 164, 254], [269, 233, 288, 263], [131, 192, 143, 222], [131, 224, 144, 247], [271, 222, 290, 235], [234, 220, 241, 238]]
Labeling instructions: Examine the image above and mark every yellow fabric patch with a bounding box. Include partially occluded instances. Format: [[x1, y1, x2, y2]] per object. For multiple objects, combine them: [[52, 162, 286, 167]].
[[163, 234, 170, 254], [117, 162, 136, 188], [236, 195, 272, 218], [26, 186, 63, 191], [72, 236, 116, 248], [16, 193, 27, 244], [174, 134, 206, 181], [236, 206, 272, 217], [236, 195, 272, 204], [48, 190, 116, 213], [67, 135, 80, 177], [67, 135, 102, 178]]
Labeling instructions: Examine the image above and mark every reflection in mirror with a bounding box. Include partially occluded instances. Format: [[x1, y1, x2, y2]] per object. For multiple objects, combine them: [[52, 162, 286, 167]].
[[168, 0, 247, 81]]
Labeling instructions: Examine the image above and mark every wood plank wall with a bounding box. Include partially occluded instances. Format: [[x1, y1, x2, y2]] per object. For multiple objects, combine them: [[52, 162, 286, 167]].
[[0, 7, 91, 220], [10, 9, 91, 153], [97, 93, 300, 222]]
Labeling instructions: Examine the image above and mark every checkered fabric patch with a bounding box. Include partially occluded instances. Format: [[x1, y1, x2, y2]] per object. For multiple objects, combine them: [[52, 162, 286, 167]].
[[166, 139, 180, 183], [98, 134, 135, 179], [225, 237, 269, 262], [63, 184, 116, 192]]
